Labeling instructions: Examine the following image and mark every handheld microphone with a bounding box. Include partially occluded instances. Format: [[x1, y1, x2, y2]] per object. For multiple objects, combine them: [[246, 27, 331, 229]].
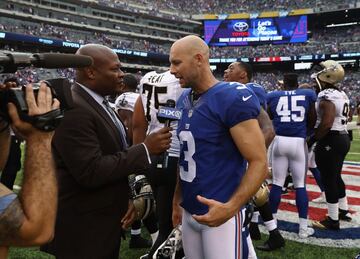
[[156, 99, 182, 169]]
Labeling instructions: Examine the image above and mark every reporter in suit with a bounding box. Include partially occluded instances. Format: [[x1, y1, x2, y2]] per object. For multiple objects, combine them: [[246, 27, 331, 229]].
[[42, 44, 172, 259]]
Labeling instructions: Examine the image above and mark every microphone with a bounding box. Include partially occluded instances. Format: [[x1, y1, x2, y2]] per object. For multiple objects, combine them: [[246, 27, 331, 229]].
[[0, 52, 93, 70], [156, 99, 182, 169]]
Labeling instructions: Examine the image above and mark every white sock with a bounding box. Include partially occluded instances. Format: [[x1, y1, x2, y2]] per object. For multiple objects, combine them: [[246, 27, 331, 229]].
[[327, 202, 339, 220], [339, 197, 348, 211], [131, 228, 141, 235], [264, 219, 277, 232], [299, 218, 308, 230], [251, 211, 260, 223], [272, 214, 277, 225], [150, 231, 159, 245]]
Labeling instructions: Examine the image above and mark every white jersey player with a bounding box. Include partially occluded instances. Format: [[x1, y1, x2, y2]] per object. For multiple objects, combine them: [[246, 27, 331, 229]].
[[133, 70, 184, 258], [138, 70, 184, 158], [311, 60, 352, 230], [314, 89, 349, 131], [115, 91, 139, 113]]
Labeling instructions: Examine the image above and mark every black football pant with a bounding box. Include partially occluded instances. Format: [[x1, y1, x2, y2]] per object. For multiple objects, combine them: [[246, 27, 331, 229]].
[[315, 132, 350, 203], [146, 155, 178, 257]]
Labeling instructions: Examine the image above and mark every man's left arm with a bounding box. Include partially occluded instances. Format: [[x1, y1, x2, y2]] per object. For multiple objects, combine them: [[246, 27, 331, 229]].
[[193, 119, 267, 227]]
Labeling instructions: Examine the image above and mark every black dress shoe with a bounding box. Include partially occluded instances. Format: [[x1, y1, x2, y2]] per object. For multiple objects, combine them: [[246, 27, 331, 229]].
[[129, 236, 152, 249], [256, 229, 285, 251], [313, 217, 340, 230], [249, 222, 261, 240]]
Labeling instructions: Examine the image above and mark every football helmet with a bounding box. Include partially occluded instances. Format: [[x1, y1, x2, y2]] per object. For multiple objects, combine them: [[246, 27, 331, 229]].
[[251, 182, 270, 207], [311, 60, 344, 90], [129, 174, 155, 221], [153, 225, 184, 259]]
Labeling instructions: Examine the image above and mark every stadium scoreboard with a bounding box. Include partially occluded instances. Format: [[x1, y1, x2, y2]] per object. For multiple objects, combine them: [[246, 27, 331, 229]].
[[204, 15, 307, 46]]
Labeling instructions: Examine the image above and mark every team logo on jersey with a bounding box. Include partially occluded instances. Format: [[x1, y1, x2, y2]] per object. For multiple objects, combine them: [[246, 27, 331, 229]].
[[242, 95, 252, 101]]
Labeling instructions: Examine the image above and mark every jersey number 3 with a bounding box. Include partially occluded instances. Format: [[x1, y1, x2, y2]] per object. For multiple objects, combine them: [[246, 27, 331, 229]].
[[276, 95, 305, 122], [179, 131, 196, 182]]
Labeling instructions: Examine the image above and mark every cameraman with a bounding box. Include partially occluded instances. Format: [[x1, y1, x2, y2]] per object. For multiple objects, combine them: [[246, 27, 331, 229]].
[[0, 82, 59, 257]]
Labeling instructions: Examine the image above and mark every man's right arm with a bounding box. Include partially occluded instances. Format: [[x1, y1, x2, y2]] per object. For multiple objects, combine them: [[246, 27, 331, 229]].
[[132, 96, 148, 145]]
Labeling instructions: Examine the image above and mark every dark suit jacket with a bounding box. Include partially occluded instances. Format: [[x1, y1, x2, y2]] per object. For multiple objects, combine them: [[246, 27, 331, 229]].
[[42, 84, 150, 259]]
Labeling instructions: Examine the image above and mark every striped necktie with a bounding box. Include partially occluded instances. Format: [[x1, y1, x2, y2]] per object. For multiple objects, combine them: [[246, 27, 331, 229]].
[[103, 99, 128, 147]]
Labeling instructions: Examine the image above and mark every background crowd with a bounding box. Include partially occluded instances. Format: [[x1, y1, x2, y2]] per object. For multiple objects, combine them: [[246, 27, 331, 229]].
[[99, 0, 357, 15]]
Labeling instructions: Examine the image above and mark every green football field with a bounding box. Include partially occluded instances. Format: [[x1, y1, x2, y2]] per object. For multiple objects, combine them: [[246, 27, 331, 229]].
[[6, 127, 360, 259]]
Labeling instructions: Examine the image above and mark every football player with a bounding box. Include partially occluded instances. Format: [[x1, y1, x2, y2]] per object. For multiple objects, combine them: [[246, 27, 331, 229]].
[[133, 70, 184, 258], [267, 73, 317, 238], [115, 73, 159, 249], [225, 61, 285, 252], [311, 60, 352, 230], [171, 35, 267, 259]]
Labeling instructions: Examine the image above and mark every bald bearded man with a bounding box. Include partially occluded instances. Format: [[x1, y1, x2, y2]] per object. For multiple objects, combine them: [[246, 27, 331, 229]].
[[41, 44, 172, 258], [171, 36, 268, 259]]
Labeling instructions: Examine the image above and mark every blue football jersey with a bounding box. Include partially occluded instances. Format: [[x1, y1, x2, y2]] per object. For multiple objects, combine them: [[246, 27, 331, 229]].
[[246, 82, 267, 109], [267, 88, 317, 138], [176, 81, 260, 215]]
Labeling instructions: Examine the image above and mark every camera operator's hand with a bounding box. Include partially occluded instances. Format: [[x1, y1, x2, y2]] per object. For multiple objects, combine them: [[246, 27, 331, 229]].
[[143, 126, 172, 155], [7, 83, 60, 140]]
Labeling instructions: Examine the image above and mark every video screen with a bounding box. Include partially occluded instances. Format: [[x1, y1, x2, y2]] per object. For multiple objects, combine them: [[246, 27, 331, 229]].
[[204, 15, 307, 46]]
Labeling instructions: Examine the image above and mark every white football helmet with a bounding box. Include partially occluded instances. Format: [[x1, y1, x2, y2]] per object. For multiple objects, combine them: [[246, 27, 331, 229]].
[[129, 174, 155, 221], [311, 60, 344, 90], [153, 225, 184, 259]]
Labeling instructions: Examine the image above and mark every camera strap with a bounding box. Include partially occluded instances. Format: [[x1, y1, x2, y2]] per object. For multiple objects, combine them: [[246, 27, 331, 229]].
[[23, 108, 64, 132]]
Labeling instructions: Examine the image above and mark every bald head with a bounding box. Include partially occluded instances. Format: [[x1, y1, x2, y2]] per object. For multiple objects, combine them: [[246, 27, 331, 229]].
[[171, 35, 209, 62], [169, 36, 217, 91], [75, 44, 124, 96], [76, 44, 117, 70]]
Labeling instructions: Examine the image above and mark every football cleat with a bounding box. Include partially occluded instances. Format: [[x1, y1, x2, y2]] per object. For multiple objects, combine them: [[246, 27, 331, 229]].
[[298, 227, 315, 239], [312, 217, 340, 230], [256, 229, 285, 251], [339, 209, 352, 222]]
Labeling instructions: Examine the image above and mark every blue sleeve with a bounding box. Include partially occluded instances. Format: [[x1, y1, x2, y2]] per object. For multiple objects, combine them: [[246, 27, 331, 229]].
[[0, 193, 17, 214], [253, 87, 267, 109], [217, 86, 260, 128]]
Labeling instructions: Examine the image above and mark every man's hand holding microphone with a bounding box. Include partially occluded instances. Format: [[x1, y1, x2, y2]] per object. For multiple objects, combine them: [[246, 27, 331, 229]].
[[143, 99, 181, 158]]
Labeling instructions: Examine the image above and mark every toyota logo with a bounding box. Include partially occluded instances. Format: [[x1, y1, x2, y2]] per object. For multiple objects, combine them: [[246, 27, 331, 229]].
[[233, 22, 249, 32]]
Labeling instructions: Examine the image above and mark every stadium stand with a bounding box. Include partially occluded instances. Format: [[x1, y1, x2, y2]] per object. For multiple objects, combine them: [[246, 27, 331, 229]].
[[99, 0, 359, 15]]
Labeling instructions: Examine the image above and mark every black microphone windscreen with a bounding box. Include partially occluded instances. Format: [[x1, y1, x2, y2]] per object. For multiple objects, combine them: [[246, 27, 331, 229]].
[[165, 99, 175, 108], [32, 53, 93, 68]]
